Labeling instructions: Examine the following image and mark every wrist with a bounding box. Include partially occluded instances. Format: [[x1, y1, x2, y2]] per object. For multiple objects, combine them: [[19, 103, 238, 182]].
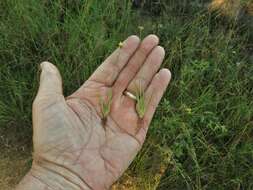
[[16, 159, 91, 190]]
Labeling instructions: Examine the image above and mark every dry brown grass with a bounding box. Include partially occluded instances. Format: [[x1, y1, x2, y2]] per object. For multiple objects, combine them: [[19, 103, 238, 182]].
[[0, 127, 32, 190], [0, 147, 31, 189], [209, 0, 253, 17]]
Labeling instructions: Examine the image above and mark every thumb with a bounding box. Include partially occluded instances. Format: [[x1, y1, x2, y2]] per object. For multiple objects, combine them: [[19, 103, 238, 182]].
[[36, 61, 63, 98]]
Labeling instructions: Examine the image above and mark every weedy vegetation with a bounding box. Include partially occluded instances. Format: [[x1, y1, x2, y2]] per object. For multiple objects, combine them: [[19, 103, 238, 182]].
[[0, 0, 253, 189]]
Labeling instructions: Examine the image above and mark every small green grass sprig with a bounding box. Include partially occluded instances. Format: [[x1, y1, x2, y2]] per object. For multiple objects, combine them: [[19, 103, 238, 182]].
[[135, 83, 146, 133], [100, 89, 113, 126], [138, 26, 144, 39], [135, 84, 146, 119]]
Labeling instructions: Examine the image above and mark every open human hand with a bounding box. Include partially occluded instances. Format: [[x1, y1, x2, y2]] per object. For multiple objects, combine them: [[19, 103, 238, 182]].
[[19, 35, 171, 190]]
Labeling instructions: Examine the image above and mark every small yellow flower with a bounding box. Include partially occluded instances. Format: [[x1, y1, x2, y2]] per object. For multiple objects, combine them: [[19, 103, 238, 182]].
[[118, 41, 123, 48], [185, 107, 192, 114], [138, 26, 144, 31]]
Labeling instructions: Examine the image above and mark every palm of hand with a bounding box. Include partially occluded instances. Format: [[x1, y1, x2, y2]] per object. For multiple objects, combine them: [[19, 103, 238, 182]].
[[32, 35, 171, 189]]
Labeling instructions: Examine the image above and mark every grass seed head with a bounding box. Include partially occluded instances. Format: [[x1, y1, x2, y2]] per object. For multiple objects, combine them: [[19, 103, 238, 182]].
[[135, 83, 146, 119], [100, 89, 113, 119]]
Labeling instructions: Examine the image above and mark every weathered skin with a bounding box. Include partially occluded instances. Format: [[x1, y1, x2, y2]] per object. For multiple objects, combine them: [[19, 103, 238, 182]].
[[16, 35, 171, 190]]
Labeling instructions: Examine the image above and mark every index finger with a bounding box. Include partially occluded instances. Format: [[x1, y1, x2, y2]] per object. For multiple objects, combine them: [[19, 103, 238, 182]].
[[88, 35, 140, 86]]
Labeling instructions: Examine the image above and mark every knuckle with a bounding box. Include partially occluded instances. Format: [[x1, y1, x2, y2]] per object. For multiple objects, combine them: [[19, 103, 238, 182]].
[[127, 62, 139, 76], [138, 46, 149, 56]]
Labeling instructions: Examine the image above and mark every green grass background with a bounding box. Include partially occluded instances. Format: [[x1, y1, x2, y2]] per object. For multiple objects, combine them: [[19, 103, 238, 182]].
[[0, 0, 253, 189]]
